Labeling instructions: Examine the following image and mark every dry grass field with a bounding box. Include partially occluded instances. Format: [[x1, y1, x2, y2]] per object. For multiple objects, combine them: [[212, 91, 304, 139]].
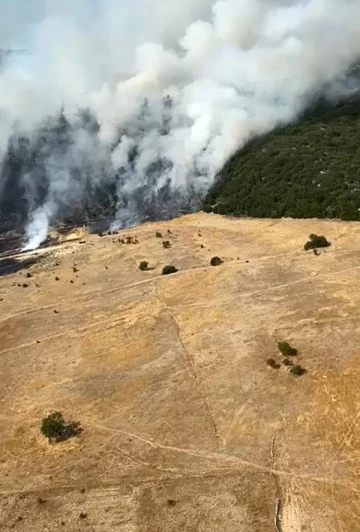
[[1, 212, 360, 531]]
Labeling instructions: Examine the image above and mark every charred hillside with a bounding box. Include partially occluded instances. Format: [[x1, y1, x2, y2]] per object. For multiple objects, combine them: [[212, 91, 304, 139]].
[[204, 97, 360, 220], [0, 99, 194, 235]]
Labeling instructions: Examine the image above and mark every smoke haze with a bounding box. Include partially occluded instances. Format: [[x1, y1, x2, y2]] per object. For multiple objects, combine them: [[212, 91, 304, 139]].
[[0, 0, 359, 248]]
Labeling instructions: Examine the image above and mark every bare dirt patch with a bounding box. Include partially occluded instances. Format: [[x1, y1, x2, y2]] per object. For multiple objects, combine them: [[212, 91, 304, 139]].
[[1, 213, 360, 531]]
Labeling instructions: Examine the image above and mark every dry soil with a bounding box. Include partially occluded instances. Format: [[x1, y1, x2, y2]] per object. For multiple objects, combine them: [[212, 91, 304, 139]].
[[1, 213, 360, 531]]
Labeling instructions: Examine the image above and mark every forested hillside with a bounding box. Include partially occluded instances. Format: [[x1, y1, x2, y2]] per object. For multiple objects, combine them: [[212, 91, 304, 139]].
[[204, 98, 360, 220]]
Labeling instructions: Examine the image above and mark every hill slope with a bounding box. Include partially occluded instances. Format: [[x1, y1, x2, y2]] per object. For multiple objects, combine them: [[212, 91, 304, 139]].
[[205, 99, 360, 220], [1, 213, 360, 530]]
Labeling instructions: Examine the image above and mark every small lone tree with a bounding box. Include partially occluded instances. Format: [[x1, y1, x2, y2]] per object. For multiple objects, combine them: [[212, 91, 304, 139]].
[[304, 234, 331, 251], [289, 365, 306, 376], [139, 261, 149, 271], [278, 341, 298, 357], [41, 412, 82, 443], [162, 265, 178, 275], [210, 256, 223, 266], [282, 358, 293, 366], [267, 358, 280, 369]]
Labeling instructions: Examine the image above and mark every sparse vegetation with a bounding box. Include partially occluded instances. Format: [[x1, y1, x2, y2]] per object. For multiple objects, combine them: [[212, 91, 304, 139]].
[[156, 232, 163, 238], [304, 233, 331, 251], [139, 261, 149, 271], [289, 365, 306, 376], [278, 341, 298, 357], [162, 240, 171, 249], [124, 236, 139, 244], [40, 411, 82, 443], [210, 256, 223, 266], [162, 265, 178, 275]]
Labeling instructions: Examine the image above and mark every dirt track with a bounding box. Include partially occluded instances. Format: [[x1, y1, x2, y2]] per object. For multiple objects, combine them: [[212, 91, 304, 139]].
[[1, 213, 360, 531]]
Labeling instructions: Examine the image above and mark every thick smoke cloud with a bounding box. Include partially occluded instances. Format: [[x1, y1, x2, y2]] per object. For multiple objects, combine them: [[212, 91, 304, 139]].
[[0, 0, 359, 249]]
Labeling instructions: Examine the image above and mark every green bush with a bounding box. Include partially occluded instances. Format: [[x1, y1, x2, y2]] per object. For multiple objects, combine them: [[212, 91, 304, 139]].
[[202, 204, 213, 213], [212, 203, 228, 215], [289, 365, 306, 376], [267, 358, 280, 369], [282, 358, 294, 366], [278, 341, 298, 357], [139, 261, 149, 271], [304, 234, 331, 251], [210, 256, 223, 266], [162, 265, 178, 275], [41, 412, 82, 443]]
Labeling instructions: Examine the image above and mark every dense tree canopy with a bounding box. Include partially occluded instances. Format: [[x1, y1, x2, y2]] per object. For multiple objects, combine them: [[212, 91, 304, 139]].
[[204, 98, 360, 221]]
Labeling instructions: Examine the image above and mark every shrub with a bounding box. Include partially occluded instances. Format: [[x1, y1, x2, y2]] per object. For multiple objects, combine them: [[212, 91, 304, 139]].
[[202, 204, 213, 213], [162, 240, 171, 249], [162, 265, 178, 275], [267, 358, 280, 369], [282, 358, 293, 366], [213, 203, 228, 215], [289, 365, 306, 376], [41, 412, 82, 443], [139, 261, 149, 271], [210, 256, 223, 266], [156, 232, 162, 238], [304, 234, 331, 251], [277, 341, 298, 357]]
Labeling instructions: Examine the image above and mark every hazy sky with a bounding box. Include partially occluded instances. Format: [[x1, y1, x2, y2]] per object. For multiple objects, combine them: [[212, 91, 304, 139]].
[[0, 0, 101, 48], [0, 0, 43, 47]]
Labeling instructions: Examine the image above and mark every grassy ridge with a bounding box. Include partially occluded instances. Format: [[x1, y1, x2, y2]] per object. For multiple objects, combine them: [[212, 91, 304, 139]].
[[204, 98, 360, 220]]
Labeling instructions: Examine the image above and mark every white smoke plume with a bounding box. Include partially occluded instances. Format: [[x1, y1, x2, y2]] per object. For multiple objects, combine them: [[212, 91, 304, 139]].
[[22, 203, 54, 251], [0, 0, 359, 249]]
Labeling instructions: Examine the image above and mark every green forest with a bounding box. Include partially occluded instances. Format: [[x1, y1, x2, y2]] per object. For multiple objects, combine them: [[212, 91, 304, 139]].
[[204, 98, 360, 220]]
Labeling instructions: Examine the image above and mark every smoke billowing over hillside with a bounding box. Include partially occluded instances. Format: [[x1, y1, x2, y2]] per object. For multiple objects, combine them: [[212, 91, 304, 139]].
[[0, 0, 359, 249]]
